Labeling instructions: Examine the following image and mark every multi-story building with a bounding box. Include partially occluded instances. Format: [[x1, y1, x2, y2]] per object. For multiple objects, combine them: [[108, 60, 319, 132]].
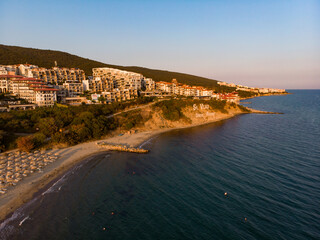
[[92, 67, 143, 92], [155, 82, 175, 94], [102, 89, 138, 103], [31, 67, 85, 84], [143, 78, 155, 91], [0, 75, 24, 93], [1, 75, 58, 106], [82, 79, 91, 91], [62, 82, 84, 97], [0, 65, 17, 75], [217, 92, 239, 103], [1, 64, 86, 84], [90, 77, 114, 93], [17, 64, 37, 77], [0, 67, 8, 75]]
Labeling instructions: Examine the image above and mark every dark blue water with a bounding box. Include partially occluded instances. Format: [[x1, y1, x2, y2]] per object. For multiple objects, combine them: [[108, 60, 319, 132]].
[[1, 90, 320, 240]]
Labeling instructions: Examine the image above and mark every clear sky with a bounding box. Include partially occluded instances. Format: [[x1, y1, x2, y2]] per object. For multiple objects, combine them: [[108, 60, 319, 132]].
[[1, 0, 319, 89]]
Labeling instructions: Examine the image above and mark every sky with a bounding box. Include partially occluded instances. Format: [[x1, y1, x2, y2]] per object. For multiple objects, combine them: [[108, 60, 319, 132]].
[[1, 0, 319, 89]]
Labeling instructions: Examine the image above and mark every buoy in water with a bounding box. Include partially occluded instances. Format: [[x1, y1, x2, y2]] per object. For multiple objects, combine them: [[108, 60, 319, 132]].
[[103, 227, 106, 231], [224, 192, 228, 196], [244, 217, 247, 222]]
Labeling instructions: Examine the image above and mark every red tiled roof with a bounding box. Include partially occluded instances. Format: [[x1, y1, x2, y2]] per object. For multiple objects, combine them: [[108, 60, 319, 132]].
[[33, 88, 59, 91], [29, 85, 46, 88], [27, 82, 45, 85], [10, 77, 42, 81], [0, 75, 23, 78]]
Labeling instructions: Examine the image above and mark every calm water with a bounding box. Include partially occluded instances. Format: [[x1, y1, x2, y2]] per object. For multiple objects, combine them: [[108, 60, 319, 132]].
[[1, 90, 320, 240]]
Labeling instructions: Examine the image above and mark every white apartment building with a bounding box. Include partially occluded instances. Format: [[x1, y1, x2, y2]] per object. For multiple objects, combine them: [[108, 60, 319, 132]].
[[34, 89, 57, 107], [92, 67, 143, 92], [17, 64, 37, 78], [2, 76, 58, 106]]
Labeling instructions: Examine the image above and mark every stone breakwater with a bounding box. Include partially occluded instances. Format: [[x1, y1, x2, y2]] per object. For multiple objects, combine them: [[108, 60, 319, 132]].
[[97, 143, 149, 153], [0, 150, 59, 194]]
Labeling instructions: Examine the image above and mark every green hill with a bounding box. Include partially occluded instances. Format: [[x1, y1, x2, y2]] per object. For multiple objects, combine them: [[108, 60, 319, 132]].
[[0, 44, 222, 89]]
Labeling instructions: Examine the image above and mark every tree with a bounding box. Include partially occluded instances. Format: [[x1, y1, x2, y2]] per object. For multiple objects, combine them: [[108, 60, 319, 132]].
[[16, 136, 34, 152], [98, 96, 106, 103], [38, 117, 58, 137], [33, 133, 46, 148]]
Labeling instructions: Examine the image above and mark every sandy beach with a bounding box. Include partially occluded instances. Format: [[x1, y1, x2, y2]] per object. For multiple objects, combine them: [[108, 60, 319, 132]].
[[0, 109, 252, 222]]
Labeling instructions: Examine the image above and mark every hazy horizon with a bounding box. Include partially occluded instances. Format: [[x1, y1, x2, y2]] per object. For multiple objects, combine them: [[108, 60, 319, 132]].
[[1, 0, 319, 89]]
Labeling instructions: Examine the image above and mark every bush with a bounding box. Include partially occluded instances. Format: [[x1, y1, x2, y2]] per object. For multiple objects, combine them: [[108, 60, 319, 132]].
[[16, 136, 35, 152], [154, 99, 186, 121], [38, 117, 59, 137], [33, 133, 47, 148]]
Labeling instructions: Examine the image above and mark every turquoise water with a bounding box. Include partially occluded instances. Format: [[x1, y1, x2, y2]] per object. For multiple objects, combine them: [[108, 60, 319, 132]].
[[1, 90, 320, 239]]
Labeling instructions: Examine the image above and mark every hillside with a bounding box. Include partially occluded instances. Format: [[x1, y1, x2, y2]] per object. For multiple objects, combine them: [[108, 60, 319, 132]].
[[0, 44, 221, 89]]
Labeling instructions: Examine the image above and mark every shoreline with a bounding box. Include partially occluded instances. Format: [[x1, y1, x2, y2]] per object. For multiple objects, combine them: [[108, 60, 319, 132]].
[[0, 112, 245, 222], [0, 105, 280, 222]]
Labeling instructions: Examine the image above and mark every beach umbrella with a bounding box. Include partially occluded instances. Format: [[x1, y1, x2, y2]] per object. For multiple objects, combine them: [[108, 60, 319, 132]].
[[30, 166, 37, 170]]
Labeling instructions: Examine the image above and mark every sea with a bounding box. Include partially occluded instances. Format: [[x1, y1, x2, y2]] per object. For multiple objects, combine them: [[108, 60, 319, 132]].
[[0, 90, 319, 240]]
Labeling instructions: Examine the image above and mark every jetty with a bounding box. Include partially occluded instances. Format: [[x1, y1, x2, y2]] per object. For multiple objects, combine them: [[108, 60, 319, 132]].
[[97, 143, 149, 153], [248, 108, 283, 114]]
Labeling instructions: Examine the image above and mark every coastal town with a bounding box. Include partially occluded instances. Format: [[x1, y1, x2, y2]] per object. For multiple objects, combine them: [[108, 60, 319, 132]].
[[0, 0, 316, 238], [0, 64, 286, 111], [0, 62, 288, 197]]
